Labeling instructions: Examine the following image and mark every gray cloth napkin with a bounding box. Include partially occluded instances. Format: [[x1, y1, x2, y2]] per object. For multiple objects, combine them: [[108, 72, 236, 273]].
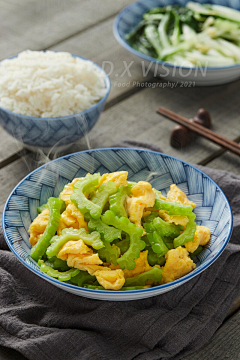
[[0, 141, 240, 360]]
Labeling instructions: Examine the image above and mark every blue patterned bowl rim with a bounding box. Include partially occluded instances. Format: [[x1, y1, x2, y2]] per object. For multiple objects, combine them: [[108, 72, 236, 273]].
[[113, 0, 240, 70], [0, 53, 111, 120], [2, 148, 233, 295]]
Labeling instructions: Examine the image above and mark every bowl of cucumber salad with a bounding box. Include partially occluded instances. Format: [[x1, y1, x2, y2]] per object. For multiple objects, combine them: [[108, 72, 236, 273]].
[[114, 0, 240, 85]]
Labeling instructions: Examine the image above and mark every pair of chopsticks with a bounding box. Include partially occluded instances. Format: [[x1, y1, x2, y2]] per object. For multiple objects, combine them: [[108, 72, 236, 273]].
[[157, 107, 240, 156]]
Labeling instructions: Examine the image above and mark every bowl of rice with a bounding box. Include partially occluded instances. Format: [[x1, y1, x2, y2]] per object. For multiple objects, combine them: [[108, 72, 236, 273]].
[[0, 50, 111, 151]]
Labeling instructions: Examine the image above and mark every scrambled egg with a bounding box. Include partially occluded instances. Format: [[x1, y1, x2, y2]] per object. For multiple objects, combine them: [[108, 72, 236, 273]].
[[28, 172, 212, 290], [58, 239, 102, 264], [94, 269, 125, 290], [167, 184, 196, 209], [123, 250, 152, 278], [57, 240, 125, 290], [28, 209, 50, 246], [28, 202, 88, 245], [161, 247, 196, 284], [98, 171, 128, 188], [158, 193, 167, 201], [55, 177, 89, 235], [110, 250, 152, 279], [142, 210, 151, 218], [57, 203, 88, 235], [60, 177, 85, 205], [185, 226, 211, 253], [127, 181, 155, 229], [159, 210, 189, 227], [142, 192, 166, 214]]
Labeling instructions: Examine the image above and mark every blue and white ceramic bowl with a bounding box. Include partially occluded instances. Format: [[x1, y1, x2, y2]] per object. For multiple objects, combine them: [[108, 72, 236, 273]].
[[2, 148, 232, 301], [0, 54, 111, 151], [113, 0, 240, 86]]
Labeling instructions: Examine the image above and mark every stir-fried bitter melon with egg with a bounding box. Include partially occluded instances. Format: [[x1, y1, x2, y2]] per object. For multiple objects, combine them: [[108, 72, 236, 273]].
[[28, 171, 211, 291]]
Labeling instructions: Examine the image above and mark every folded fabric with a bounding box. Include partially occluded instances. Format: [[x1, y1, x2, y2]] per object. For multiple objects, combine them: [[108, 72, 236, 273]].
[[0, 141, 240, 360]]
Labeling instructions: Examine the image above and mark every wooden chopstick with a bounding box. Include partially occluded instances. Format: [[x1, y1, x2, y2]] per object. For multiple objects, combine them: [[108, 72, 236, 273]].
[[157, 107, 240, 157]]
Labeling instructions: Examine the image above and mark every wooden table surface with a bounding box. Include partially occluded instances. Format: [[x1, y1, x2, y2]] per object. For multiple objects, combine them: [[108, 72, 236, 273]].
[[0, 1, 240, 359]]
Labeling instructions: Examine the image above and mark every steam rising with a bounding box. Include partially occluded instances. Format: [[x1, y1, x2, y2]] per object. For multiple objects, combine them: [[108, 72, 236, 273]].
[[9, 114, 163, 191], [9, 113, 93, 178]]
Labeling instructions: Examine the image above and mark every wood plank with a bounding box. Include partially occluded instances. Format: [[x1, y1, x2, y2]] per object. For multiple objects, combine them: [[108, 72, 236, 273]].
[[1, 76, 240, 214], [203, 149, 240, 176], [1, 11, 240, 165], [0, 129, 24, 163], [49, 15, 240, 106], [50, 17, 153, 105], [0, 154, 37, 217], [0, 0, 133, 60], [228, 297, 240, 318], [1, 78, 240, 181], [1, 1, 239, 168], [85, 82, 240, 165], [0, 135, 92, 214], [183, 309, 240, 360]]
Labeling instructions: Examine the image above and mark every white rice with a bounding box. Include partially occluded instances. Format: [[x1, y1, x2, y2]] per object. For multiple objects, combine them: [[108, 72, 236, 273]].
[[0, 50, 107, 118]]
